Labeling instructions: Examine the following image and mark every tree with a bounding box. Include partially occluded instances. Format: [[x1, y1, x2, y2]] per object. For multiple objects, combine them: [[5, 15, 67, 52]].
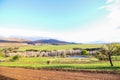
[[114, 44, 120, 55], [81, 50, 89, 55], [103, 43, 118, 66], [10, 55, 21, 62], [94, 51, 108, 61]]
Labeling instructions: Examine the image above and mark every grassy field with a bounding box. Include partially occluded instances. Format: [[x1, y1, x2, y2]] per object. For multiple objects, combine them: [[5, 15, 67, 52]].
[[19, 44, 102, 51], [0, 56, 120, 71], [0, 43, 119, 51], [0, 44, 120, 71]]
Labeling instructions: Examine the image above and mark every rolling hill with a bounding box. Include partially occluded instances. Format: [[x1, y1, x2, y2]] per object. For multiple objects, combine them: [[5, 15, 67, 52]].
[[27, 39, 76, 44], [0, 38, 76, 44]]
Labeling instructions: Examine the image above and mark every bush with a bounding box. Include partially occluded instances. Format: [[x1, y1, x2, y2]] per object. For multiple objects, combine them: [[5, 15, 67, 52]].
[[0, 52, 5, 57], [26, 49, 38, 52], [10, 55, 21, 62], [47, 60, 51, 64], [94, 51, 108, 61], [73, 48, 82, 50], [81, 50, 89, 55]]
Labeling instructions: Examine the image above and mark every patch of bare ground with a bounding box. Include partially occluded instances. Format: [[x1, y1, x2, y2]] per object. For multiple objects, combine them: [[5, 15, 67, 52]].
[[0, 67, 120, 80]]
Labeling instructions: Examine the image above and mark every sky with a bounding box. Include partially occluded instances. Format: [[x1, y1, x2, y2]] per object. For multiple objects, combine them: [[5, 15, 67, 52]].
[[0, 0, 120, 43]]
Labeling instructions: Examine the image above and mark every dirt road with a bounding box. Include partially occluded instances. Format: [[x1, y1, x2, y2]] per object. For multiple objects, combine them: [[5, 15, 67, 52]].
[[0, 67, 120, 80]]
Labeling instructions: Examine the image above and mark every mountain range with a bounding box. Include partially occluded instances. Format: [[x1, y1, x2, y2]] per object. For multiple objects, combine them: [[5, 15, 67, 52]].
[[0, 37, 76, 44], [0, 37, 119, 44]]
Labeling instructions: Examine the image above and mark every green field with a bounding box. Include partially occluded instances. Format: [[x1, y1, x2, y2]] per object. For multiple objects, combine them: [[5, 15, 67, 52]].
[[0, 44, 120, 72], [19, 44, 102, 51], [0, 56, 120, 71]]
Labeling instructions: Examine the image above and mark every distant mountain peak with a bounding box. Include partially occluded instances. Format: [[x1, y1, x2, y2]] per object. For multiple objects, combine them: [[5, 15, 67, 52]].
[[28, 39, 76, 44], [0, 37, 76, 44]]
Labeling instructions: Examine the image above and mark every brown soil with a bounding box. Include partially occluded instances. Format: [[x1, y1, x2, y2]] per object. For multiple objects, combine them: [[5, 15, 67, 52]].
[[0, 67, 120, 80]]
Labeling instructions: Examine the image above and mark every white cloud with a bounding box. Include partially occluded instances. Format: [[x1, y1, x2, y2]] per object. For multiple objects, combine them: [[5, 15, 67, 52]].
[[59, 0, 120, 43], [0, 26, 62, 39], [106, 0, 114, 3]]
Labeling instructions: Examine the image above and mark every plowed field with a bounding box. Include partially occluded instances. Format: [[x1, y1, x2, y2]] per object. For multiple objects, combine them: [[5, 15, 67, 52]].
[[0, 67, 120, 80]]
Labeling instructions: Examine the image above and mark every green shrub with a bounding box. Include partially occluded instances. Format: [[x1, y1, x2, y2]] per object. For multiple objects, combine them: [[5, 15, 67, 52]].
[[0, 52, 5, 57], [81, 50, 89, 55], [94, 51, 108, 61], [47, 60, 51, 64], [10, 55, 21, 62]]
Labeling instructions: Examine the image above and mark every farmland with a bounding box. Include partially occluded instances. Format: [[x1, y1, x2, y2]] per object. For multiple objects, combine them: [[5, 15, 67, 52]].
[[0, 44, 120, 71], [0, 44, 120, 80], [0, 56, 120, 71], [1, 66, 120, 80], [19, 44, 102, 51], [0, 66, 120, 80]]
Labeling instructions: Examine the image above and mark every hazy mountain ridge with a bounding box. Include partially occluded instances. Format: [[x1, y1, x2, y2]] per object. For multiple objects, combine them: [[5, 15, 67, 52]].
[[0, 37, 119, 44], [0, 37, 76, 44], [28, 39, 76, 44]]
